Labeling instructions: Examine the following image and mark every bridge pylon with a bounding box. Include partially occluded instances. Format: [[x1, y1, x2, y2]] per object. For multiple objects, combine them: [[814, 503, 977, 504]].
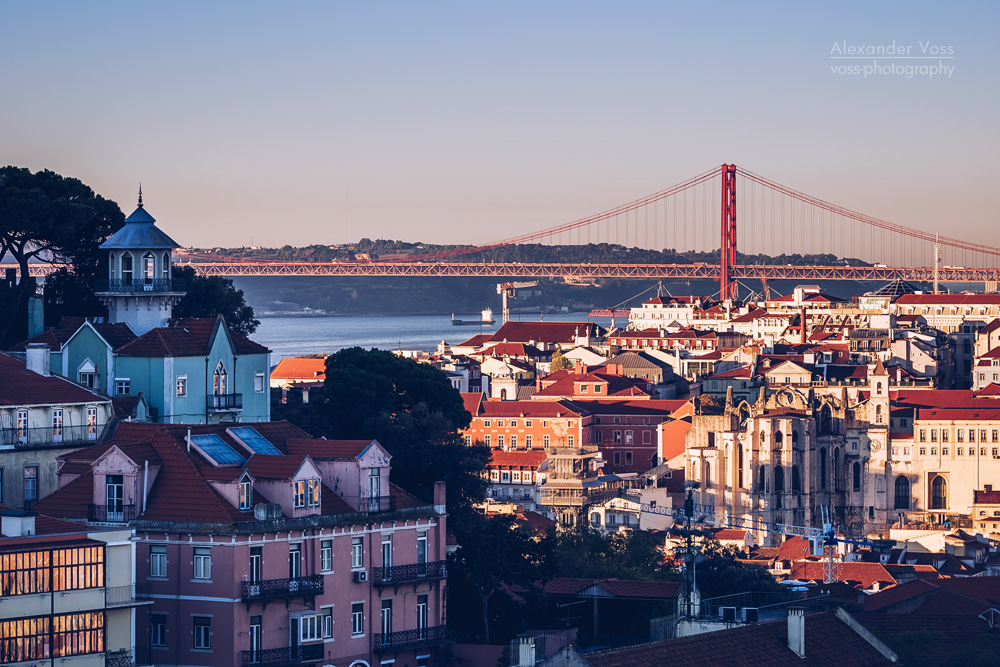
[[720, 163, 738, 301]]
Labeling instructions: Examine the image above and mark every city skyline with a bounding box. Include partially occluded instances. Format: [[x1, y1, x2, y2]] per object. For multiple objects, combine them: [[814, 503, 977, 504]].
[[1, 1, 996, 249]]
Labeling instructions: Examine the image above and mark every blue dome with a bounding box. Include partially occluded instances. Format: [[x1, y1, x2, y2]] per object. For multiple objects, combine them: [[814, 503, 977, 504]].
[[100, 205, 181, 250]]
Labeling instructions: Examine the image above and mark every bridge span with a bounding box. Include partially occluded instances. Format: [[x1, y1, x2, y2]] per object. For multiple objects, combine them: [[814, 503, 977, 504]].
[[8, 262, 999, 283]]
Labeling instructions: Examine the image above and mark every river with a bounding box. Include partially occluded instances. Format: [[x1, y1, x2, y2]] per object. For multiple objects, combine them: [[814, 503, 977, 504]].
[[254, 312, 616, 361]]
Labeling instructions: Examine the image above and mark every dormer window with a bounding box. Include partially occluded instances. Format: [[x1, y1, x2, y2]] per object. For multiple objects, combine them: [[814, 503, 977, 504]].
[[239, 475, 252, 510], [308, 479, 321, 506], [293, 481, 306, 508]]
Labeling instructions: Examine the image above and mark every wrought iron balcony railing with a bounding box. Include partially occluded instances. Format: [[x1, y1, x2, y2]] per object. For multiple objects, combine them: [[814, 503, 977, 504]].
[[241, 575, 324, 602], [88, 504, 137, 524], [241, 643, 324, 667], [373, 626, 447, 652], [207, 393, 243, 411], [95, 278, 186, 294], [0, 424, 103, 449], [372, 560, 447, 585]]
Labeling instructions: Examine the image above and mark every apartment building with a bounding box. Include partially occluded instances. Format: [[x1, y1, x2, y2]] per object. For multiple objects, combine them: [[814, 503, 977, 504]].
[[461, 394, 590, 450], [0, 509, 141, 666], [0, 350, 114, 510], [33, 422, 448, 667]]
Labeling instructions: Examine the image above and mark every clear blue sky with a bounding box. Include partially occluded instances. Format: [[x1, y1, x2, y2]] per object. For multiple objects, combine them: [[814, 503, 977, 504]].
[[1, 1, 996, 249]]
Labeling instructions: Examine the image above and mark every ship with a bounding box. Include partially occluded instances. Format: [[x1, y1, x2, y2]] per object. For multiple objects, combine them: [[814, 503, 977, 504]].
[[451, 308, 495, 326]]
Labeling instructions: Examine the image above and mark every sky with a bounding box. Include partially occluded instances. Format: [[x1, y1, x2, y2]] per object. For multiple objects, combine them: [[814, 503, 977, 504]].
[[0, 1, 997, 250]]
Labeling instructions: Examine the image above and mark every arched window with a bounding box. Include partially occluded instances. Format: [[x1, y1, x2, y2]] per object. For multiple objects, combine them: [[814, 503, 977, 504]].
[[760, 430, 767, 445], [792, 465, 801, 493], [774, 466, 784, 508], [704, 462, 712, 488], [591, 512, 602, 527], [894, 476, 910, 510], [876, 382, 883, 396], [738, 446, 744, 489], [792, 430, 799, 445], [756, 465, 768, 493], [121, 252, 133, 284], [853, 461, 862, 492], [833, 447, 840, 490], [875, 404, 883, 424], [964, 340, 972, 354], [500, 388, 507, 400], [109, 253, 116, 279], [162, 251, 170, 281], [820, 405, 833, 434], [775, 431, 784, 446], [142, 252, 155, 283], [214, 361, 228, 395], [931, 476, 947, 509], [820, 448, 827, 489]]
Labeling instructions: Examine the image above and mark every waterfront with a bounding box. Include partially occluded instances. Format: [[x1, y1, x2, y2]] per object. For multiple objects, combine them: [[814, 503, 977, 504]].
[[255, 312, 615, 360]]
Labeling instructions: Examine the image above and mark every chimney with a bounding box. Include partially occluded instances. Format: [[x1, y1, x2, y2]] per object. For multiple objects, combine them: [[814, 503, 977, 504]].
[[1, 510, 36, 537], [787, 607, 805, 658], [25, 343, 50, 377], [433, 481, 447, 514], [800, 308, 807, 345]]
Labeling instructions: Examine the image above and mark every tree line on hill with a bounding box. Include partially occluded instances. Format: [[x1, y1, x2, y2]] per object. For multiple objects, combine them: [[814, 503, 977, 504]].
[[0, 166, 259, 346]]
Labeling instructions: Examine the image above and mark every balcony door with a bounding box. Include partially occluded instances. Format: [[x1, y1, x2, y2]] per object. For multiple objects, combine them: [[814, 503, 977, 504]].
[[249, 616, 262, 664], [368, 468, 380, 510], [417, 595, 428, 639], [214, 362, 228, 397], [106, 475, 124, 521], [381, 599, 392, 636]]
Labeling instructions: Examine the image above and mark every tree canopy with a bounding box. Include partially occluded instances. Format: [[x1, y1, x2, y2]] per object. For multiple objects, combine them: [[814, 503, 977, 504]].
[[170, 265, 260, 336], [0, 166, 124, 341], [549, 348, 572, 371]]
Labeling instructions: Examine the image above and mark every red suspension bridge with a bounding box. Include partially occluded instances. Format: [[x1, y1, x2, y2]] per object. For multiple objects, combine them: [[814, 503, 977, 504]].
[[13, 165, 1000, 295]]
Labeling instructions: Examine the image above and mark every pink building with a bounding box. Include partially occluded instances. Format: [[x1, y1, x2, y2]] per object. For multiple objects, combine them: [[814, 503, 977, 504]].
[[34, 422, 448, 667]]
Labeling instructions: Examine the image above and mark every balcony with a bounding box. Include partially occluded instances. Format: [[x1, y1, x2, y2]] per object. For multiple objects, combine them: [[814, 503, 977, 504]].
[[106, 583, 153, 608], [88, 504, 137, 524], [95, 278, 186, 294], [207, 393, 243, 412], [241, 644, 324, 667], [241, 575, 324, 603], [372, 560, 447, 585], [0, 424, 104, 449], [373, 626, 447, 652]]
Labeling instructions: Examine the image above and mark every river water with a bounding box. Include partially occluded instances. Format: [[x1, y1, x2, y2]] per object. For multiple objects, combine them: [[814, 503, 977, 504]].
[[254, 312, 615, 360]]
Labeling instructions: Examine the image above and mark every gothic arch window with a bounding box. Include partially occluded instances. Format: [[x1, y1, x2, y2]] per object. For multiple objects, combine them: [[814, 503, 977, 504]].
[[820, 448, 828, 490], [833, 447, 840, 490], [109, 252, 116, 279], [500, 388, 507, 400], [792, 465, 801, 493], [738, 446, 745, 489], [931, 476, 947, 510], [760, 430, 767, 446], [875, 404, 883, 424], [704, 462, 712, 488], [756, 465, 768, 493], [820, 404, 833, 434], [214, 361, 228, 395], [876, 381, 883, 396], [774, 465, 784, 508], [162, 251, 170, 280], [894, 476, 910, 510], [853, 461, 862, 492], [774, 431, 783, 447], [121, 252, 134, 283], [792, 430, 799, 445], [142, 252, 155, 283]]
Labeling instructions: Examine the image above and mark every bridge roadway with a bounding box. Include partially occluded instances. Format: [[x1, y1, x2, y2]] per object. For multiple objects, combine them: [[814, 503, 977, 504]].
[[8, 262, 1000, 282]]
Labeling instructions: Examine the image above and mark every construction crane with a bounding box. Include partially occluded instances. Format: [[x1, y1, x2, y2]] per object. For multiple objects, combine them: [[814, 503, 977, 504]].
[[497, 281, 539, 324]]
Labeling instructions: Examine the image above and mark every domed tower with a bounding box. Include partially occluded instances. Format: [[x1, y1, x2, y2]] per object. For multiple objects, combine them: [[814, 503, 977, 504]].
[[95, 188, 184, 335]]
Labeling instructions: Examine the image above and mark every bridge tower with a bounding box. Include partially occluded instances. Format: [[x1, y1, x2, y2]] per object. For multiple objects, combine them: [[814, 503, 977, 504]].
[[719, 164, 738, 301]]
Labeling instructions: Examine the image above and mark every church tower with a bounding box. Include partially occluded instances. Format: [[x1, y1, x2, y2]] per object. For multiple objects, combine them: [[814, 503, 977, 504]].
[[95, 189, 185, 335]]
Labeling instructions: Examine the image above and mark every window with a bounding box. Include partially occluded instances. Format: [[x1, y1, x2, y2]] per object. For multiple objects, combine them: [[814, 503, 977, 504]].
[[194, 547, 212, 579], [895, 476, 910, 509], [525, 420, 533, 427], [581, 384, 589, 393], [484, 435, 491, 447], [150, 545, 167, 577], [52, 408, 63, 442], [381, 534, 392, 568], [381, 599, 392, 635], [289, 544, 301, 579], [352, 603, 364, 635], [239, 476, 252, 510], [308, 479, 321, 506], [497, 435, 504, 448], [853, 462, 862, 492], [982, 430, 988, 443], [931, 476, 948, 510], [594, 431, 603, 444], [213, 361, 228, 396], [79, 371, 96, 388], [943, 448, 949, 456], [931, 448, 937, 456], [417, 530, 427, 565], [704, 462, 712, 488], [121, 252, 133, 283], [176, 376, 187, 396], [115, 379, 131, 396], [162, 251, 170, 280], [625, 430, 634, 444], [625, 452, 633, 465], [321, 540, 333, 572], [417, 594, 429, 636], [151, 614, 167, 647], [614, 452, 621, 464], [930, 430, 937, 442], [293, 481, 306, 508], [87, 407, 98, 440], [24, 466, 37, 506], [919, 430, 926, 442], [567, 435, 575, 447], [958, 447, 964, 456], [16, 410, 27, 444], [970, 429, 976, 442], [301, 614, 323, 642], [483, 420, 491, 427], [920, 448, 926, 456], [193, 617, 211, 650], [543, 435, 550, 447], [958, 430, 965, 442], [510, 435, 518, 448], [942, 430, 949, 443], [142, 252, 155, 282], [510, 420, 518, 427], [525, 434, 533, 448], [254, 371, 266, 393], [994, 430, 999, 443], [614, 430, 622, 444], [352, 537, 363, 569], [323, 607, 333, 638], [819, 448, 827, 490]]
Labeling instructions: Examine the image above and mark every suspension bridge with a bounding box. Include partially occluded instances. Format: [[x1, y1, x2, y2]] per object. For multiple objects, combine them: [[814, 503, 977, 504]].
[[12, 165, 1000, 295]]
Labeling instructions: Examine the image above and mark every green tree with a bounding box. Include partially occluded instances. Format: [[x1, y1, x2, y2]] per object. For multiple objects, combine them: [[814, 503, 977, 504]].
[[307, 347, 488, 516], [170, 265, 260, 336], [0, 166, 124, 341], [549, 348, 572, 371], [543, 525, 674, 580], [695, 539, 781, 599]]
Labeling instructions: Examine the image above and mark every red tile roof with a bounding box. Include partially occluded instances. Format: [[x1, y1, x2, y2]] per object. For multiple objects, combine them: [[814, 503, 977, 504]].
[[284, 439, 376, 459], [489, 321, 603, 345], [455, 334, 492, 348], [8, 317, 137, 352], [270, 357, 326, 381], [775, 536, 811, 563], [473, 399, 588, 418], [585, 611, 894, 667], [488, 450, 546, 469], [0, 352, 110, 406], [116, 316, 268, 357], [462, 392, 485, 416], [789, 561, 896, 589]]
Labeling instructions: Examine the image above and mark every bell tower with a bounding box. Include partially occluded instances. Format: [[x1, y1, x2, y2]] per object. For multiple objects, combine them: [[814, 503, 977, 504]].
[[95, 188, 185, 335]]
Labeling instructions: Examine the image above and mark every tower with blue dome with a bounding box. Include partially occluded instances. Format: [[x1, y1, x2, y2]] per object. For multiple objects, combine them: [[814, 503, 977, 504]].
[[95, 188, 185, 335]]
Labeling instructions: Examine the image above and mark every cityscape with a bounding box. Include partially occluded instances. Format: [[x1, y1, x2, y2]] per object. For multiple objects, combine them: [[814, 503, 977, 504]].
[[1, 3, 997, 667]]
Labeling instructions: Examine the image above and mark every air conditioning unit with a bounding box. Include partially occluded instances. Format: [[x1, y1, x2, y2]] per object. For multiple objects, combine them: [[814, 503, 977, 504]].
[[742, 608, 759, 623], [352, 570, 368, 583], [720, 606, 737, 622]]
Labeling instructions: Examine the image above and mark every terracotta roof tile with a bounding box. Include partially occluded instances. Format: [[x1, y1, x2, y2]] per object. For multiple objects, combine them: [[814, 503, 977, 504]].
[[488, 321, 603, 345], [285, 439, 376, 459], [116, 317, 268, 357], [0, 353, 110, 407], [270, 357, 326, 381]]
